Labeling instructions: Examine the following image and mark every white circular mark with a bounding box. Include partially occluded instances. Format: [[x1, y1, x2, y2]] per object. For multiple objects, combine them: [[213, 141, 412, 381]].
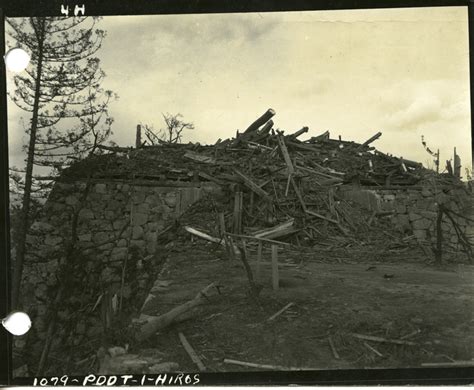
[[2, 311, 31, 336], [4, 48, 30, 72]]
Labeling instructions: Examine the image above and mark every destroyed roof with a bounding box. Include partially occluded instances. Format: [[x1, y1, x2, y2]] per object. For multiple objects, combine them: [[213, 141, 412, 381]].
[[62, 109, 459, 188]]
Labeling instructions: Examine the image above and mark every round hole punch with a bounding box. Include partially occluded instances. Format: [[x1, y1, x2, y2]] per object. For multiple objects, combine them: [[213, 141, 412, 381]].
[[2, 311, 32, 336], [4, 48, 30, 72]]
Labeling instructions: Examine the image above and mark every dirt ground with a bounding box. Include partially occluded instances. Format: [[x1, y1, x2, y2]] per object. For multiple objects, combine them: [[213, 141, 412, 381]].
[[139, 240, 473, 372]]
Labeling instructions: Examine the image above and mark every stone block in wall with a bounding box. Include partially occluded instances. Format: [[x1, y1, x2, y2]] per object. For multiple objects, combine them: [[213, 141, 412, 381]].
[[30, 221, 55, 233], [78, 233, 92, 242], [132, 213, 148, 226], [111, 247, 128, 261], [421, 188, 433, 197], [117, 239, 127, 247], [145, 194, 160, 206], [93, 231, 110, 244], [132, 191, 146, 204], [394, 214, 410, 232], [130, 240, 146, 250], [113, 220, 127, 230], [136, 203, 150, 214], [95, 183, 107, 193], [45, 235, 63, 246], [78, 208, 94, 221], [65, 195, 79, 206], [413, 218, 432, 230], [106, 199, 122, 211], [164, 192, 178, 207], [132, 226, 144, 239], [105, 210, 115, 220], [395, 204, 407, 214], [413, 229, 427, 240], [408, 212, 422, 222], [419, 211, 437, 219]]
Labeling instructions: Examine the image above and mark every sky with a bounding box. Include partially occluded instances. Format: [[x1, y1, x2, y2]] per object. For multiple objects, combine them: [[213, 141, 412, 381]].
[[6, 6, 472, 177]]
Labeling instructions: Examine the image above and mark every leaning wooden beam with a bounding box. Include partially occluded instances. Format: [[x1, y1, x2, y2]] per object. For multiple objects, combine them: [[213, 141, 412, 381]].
[[234, 169, 271, 200], [223, 358, 317, 371], [226, 232, 291, 246], [184, 226, 240, 254], [287, 126, 309, 139], [305, 210, 339, 225], [349, 333, 417, 346], [243, 108, 276, 135], [360, 131, 382, 147], [276, 134, 295, 174], [136, 282, 220, 342], [267, 302, 294, 321], [253, 219, 296, 240], [178, 332, 206, 372]]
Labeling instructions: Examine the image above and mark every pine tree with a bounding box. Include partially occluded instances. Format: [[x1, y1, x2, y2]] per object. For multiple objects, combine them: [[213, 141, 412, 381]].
[[7, 17, 115, 308]]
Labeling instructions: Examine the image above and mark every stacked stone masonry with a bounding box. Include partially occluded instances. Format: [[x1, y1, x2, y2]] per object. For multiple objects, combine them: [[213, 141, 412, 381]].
[[340, 185, 473, 250]]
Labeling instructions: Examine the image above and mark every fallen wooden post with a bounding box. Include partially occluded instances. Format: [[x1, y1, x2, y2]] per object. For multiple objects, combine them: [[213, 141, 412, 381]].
[[328, 336, 340, 359], [271, 245, 279, 291], [253, 219, 296, 240], [268, 302, 294, 321], [421, 360, 474, 367], [234, 169, 271, 200], [363, 342, 383, 357], [184, 226, 240, 255], [276, 134, 295, 175], [256, 241, 263, 281], [359, 131, 382, 148], [226, 232, 291, 246], [136, 282, 220, 342], [223, 358, 317, 371], [287, 126, 309, 140], [349, 333, 417, 346], [178, 332, 206, 371]]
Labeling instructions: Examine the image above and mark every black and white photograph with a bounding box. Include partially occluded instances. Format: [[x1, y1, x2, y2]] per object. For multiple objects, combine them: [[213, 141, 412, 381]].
[[2, 2, 473, 383]]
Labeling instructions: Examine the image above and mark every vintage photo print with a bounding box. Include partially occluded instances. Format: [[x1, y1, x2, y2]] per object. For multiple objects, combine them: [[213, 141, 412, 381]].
[[2, 1, 473, 385]]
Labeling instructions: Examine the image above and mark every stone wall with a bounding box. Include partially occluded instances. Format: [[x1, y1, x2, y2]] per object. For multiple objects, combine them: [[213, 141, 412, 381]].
[[17, 179, 220, 368], [340, 184, 473, 252]]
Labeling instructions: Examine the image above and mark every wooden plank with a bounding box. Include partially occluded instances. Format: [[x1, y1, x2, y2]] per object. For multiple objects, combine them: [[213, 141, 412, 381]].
[[349, 333, 417, 346], [253, 219, 296, 240], [233, 191, 243, 234], [226, 232, 291, 246], [178, 332, 206, 371], [234, 169, 271, 200], [184, 226, 240, 254], [328, 336, 340, 359], [223, 358, 318, 371], [271, 245, 279, 291], [256, 241, 262, 281], [184, 151, 216, 164], [268, 302, 294, 321], [359, 131, 382, 147], [243, 108, 276, 134], [276, 134, 295, 174]]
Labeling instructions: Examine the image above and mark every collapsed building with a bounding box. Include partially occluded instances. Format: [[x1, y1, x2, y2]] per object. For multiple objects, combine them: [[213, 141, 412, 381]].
[[16, 109, 473, 375]]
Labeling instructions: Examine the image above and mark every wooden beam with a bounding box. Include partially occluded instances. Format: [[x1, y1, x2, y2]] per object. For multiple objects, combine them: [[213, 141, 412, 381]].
[[243, 108, 276, 134], [276, 134, 295, 174], [234, 169, 271, 200], [256, 241, 263, 281], [226, 232, 291, 246], [253, 219, 296, 240], [271, 245, 279, 291], [360, 131, 382, 147], [178, 332, 206, 371]]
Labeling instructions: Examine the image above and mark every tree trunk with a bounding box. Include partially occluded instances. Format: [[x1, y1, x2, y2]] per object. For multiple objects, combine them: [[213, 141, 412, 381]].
[[11, 19, 46, 309]]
